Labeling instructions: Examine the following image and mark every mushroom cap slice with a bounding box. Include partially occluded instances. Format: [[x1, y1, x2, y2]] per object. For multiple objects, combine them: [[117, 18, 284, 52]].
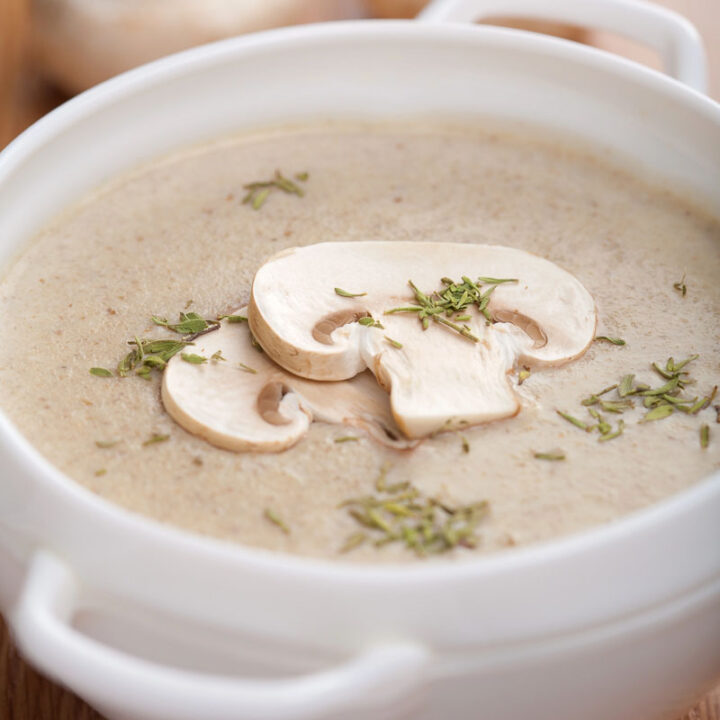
[[249, 241, 597, 438], [161, 309, 416, 453]]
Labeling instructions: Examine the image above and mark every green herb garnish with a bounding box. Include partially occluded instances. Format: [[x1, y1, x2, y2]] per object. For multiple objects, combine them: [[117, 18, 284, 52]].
[[339, 532, 367, 554], [339, 468, 488, 556], [335, 287, 367, 298], [117, 338, 191, 378], [334, 436, 359, 443], [358, 315, 384, 329], [94, 468, 107, 477], [264, 508, 290, 534], [96, 309, 220, 382], [242, 170, 306, 210], [90, 367, 113, 377], [386, 277, 488, 342], [556, 410, 592, 431], [181, 353, 207, 365], [251, 188, 270, 209], [211, 350, 226, 362], [384, 275, 518, 342], [475, 276, 517, 285], [640, 377, 681, 397], [385, 336, 403, 349], [218, 314, 248, 324], [640, 404, 675, 422], [238, 362, 257, 374], [700, 424, 710, 449], [534, 450, 565, 461], [95, 440, 118, 449], [572, 353, 710, 435], [581, 384, 619, 406], [618, 375, 635, 397], [594, 336, 626, 346], [598, 399, 634, 413], [143, 433, 170, 446], [673, 274, 687, 297], [598, 419, 625, 442], [152, 311, 219, 339]]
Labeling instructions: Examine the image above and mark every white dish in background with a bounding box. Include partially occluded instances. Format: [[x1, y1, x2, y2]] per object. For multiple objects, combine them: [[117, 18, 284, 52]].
[[0, 1, 719, 719], [31, 0, 368, 93]]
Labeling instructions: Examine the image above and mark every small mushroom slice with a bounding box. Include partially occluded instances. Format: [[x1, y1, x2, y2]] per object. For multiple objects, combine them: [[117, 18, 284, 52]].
[[249, 241, 597, 438], [161, 309, 416, 453]]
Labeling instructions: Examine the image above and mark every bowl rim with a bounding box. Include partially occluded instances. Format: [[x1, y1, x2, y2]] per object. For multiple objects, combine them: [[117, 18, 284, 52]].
[[1, 18, 719, 588]]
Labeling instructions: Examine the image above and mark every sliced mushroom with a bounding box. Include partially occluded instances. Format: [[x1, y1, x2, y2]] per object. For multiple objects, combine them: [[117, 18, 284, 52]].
[[161, 309, 417, 453], [249, 241, 597, 438]]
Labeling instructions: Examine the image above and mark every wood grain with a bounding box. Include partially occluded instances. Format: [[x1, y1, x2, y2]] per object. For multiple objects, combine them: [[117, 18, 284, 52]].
[[0, 0, 718, 718], [0, 0, 29, 145]]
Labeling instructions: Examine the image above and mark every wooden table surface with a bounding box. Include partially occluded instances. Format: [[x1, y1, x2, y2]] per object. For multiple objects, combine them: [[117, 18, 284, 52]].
[[1, 1, 719, 718]]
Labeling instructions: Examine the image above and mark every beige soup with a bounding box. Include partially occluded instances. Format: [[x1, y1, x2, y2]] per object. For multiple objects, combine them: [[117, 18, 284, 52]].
[[0, 121, 718, 562]]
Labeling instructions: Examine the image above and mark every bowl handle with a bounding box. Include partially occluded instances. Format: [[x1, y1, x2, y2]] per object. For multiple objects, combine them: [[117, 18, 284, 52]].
[[418, 0, 708, 93], [12, 552, 430, 720]]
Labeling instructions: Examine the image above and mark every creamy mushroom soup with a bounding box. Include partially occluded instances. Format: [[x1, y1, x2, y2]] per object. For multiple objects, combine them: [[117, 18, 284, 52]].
[[0, 121, 718, 562]]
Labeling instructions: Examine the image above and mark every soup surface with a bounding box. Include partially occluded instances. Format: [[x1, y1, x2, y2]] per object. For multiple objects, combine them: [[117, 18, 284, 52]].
[[1, 121, 718, 562]]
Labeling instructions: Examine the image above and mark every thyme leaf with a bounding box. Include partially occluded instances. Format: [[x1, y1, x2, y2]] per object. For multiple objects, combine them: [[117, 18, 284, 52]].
[[594, 336, 626, 346], [335, 287, 367, 298], [669, 355, 699, 373], [90, 367, 113, 377], [598, 399, 634, 413], [243, 170, 307, 210], [143, 433, 170, 446], [641, 377, 681, 396], [640, 404, 675, 422], [556, 410, 592, 431], [475, 276, 518, 285], [152, 312, 219, 338], [181, 353, 207, 365], [598, 419, 625, 442], [251, 188, 270, 210], [700, 424, 710, 448], [534, 450, 565, 461], [358, 315, 384, 329], [117, 338, 191, 378], [673, 274, 687, 297], [339, 532, 367, 554], [618, 375, 635, 397], [264, 508, 290, 534]]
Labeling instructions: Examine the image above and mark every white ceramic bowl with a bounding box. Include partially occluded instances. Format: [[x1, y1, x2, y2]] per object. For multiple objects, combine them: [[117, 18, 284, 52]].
[[1, 1, 719, 719]]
